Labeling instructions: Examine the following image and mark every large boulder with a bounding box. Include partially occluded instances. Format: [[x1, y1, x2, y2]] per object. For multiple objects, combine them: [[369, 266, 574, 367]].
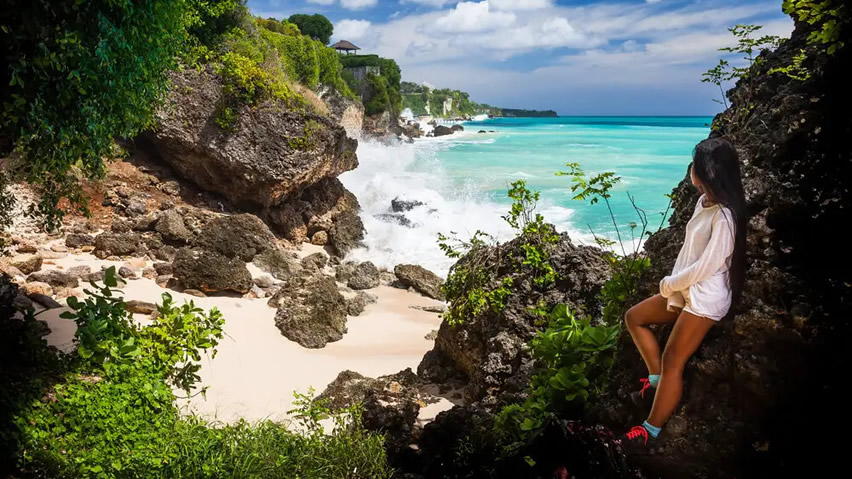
[[418, 234, 611, 404], [394, 264, 444, 300], [268, 272, 348, 348], [27, 270, 79, 289], [145, 68, 358, 210], [10, 255, 42, 275], [347, 261, 380, 290], [155, 209, 193, 244], [93, 232, 144, 259], [193, 214, 276, 262], [432, 125, 454, 137], [171, 248, 252, 294], [328, 208, 364, 257], [253, 248, 302, 281]]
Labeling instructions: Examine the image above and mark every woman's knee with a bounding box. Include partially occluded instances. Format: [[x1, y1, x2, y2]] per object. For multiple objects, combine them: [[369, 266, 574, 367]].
[[661, 347, 687, 373], [624, 306, 637, 328]]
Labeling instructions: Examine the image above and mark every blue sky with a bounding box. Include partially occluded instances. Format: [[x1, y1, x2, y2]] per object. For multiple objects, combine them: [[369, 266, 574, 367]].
[[247, 1, 793, 115]]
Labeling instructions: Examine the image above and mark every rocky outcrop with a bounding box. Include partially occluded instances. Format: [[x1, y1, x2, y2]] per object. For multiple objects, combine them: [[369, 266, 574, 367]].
[[432, 125, 453, 137], [347, 261, 380, 290], [254, 248, 303, 281], [142, 68, 364, 252], [322, 89, 364, 139], [362, 111, 404, 140], [418, 234, 611, 405], [319, 369, 423, 461], [171, 248, 253, 294], [193, 214, 276, 262], [93, 232, 144, 259], [394, 264, 443, 300], [268, 272, 347, 348]]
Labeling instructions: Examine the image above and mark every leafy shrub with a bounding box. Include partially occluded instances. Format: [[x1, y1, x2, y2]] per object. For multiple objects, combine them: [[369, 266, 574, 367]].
[[287, 14, 334, 45], [439, 180, 559, 326], [365, 73, 391, 116], [494, 305, 619, 444], [784, 0, 850, 54], [1, 0, 187, 229], [14, 267, 392, 478]]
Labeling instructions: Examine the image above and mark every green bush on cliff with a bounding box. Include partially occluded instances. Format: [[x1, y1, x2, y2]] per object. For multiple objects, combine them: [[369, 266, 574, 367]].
[[287, 13, 334, 45], [340, 55, 402, 114], [9, 268, 392, 478]]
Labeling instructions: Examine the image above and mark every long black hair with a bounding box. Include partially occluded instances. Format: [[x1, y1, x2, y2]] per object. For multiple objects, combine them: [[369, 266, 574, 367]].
[[691, 138, 748, 312]]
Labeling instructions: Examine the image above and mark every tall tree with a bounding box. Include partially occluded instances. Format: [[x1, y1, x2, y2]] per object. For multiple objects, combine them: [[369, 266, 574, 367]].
[[287, 14, 334, 45]]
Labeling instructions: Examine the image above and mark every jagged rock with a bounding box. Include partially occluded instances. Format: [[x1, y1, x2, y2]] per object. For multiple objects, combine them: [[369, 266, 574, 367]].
[[154, 245, 178, 262], [172, 248, 252, 294], [65, 233, 94, 248], [347, 261, 380, 290], [155, 209, 192, 244], [27, 270, 79, 289], [193, 214, 276, 262], [111, 220, 133, 233], [66, 266, 92, 280], [20, 281, 54, 298], [318, 369, 421, 459], [433, 125, 454, 137], [418, 235, 610, 402], [124, 197, 148, 216], [328, 209, 364, 257], [133, 214, 158, 232], [0, 264, 25, 280], [268, 273, 347, 348], [144, 67, 358, 210], [311, 230, 328, 246], [300, 252, 328, 271], [94, 232, 143, 259], [141, 267, 158, 279], [394, 264, 444, 300], [375, 213, 413, 227], [11, 255, 42, 275], [335, 261, 357, 283], [347, 291, 377, 316], [126, 300, 157, 315], [391, 198, 425, 212], [254, 248, 302, 281]]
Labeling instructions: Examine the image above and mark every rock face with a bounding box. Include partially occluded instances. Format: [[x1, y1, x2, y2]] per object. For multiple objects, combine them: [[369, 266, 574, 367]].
[[193, 214, 276, 262], [254, 248, 302, 281], [268, 273, 348, 348], [587, 17, 852, 478], [142, 68, 364, 253], [318, 369, 422, 461], [418, 234, 611, 405], [93, 232, 143, 259], [171, 248, 252, 294], [323, 89, 364, 139], [394, 264, 444, 300], [347, 261, 380, 290], [146, 68, 358, 210]]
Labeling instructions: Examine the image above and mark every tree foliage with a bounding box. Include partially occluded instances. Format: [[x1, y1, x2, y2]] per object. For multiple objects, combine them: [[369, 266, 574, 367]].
[[287, 13, 334, 45], [1, 0, 190, 230]]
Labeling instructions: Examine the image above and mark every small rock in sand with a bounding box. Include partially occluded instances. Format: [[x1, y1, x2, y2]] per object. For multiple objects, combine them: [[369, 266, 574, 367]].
[[347, 291, 377, 316], [141, 267, 158, 279], [21, 281, 53, 296], [254, 276, 274, 289], [50, 244, 69, 253], [394, 264, 444, 300], [126, 300, 157, 315], [81, 245, 95, 253], [66, 265, 92, 279], [410, 305, 447, 314], [65, 233, 95, 248], [250, 284, 267, 298], [29, 293, 62, 309], [155, 275, 172, 288], [0, 265, 25, 279], [11, 255, 43, 275], [118, 266, 136, 279], [183, 289, 206, 298], [124, 258, 147, 271], [27, 270, 78, 289]]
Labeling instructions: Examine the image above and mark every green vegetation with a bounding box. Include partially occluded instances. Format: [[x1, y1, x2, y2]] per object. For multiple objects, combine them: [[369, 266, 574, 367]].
[[400, 82, 556, 118], [438, 180, 559, 327], [783, 0, 850, 54], [4, 268, 391, 478], [287, 120, 321, 151], [701, 24, 782, 106], [341, 55, 402, 115], [287, 14, 334, 45], [0, 1, 354, 231]]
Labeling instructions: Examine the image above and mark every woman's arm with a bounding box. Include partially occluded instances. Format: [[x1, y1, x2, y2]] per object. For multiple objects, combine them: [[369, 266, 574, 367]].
[[660, 210, 735, 297]]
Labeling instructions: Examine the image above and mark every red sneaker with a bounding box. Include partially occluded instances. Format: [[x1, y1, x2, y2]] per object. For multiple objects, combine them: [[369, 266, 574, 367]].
[[617, 425, 656, 455]]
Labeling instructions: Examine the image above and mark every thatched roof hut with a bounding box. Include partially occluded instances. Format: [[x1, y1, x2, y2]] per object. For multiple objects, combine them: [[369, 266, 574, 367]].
[[331, 40, 360, 54]]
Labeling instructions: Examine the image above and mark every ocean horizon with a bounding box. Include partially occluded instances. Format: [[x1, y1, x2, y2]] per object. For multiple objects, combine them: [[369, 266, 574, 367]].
[[340, 115, 712, 275]]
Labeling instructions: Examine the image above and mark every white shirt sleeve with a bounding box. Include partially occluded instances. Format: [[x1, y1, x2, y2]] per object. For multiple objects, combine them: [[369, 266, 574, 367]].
[[660, 210, 735, 297]]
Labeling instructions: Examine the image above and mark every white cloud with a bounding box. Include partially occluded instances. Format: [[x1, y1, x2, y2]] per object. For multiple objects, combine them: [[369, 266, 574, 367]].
[[340, 0, 378, 9], [402, 0, 457, 7], [307, 0, 335, 5], [335, 19, 372, 40], [433, 1, 516, 33], [488, 0, 553, 10]]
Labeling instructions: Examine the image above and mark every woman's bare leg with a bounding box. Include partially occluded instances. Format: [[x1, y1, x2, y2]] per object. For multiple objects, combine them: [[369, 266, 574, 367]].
[[624, 294, 680, 376], [647, 310, 715, 427]]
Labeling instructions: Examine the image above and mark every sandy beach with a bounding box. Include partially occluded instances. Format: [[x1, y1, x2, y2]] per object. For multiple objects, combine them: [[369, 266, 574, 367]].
[[34, 242, 454, 424]]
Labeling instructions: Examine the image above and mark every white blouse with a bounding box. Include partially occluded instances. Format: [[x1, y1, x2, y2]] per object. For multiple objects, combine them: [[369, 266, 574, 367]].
[[659, 194, 736, 321]]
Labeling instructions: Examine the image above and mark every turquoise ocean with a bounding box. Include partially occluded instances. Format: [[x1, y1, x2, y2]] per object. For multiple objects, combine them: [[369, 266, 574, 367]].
[[339, 116, 712, 275]]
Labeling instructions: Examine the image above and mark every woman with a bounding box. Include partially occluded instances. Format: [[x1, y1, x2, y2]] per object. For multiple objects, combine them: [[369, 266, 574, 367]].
[[619, 137, 748, 452]]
